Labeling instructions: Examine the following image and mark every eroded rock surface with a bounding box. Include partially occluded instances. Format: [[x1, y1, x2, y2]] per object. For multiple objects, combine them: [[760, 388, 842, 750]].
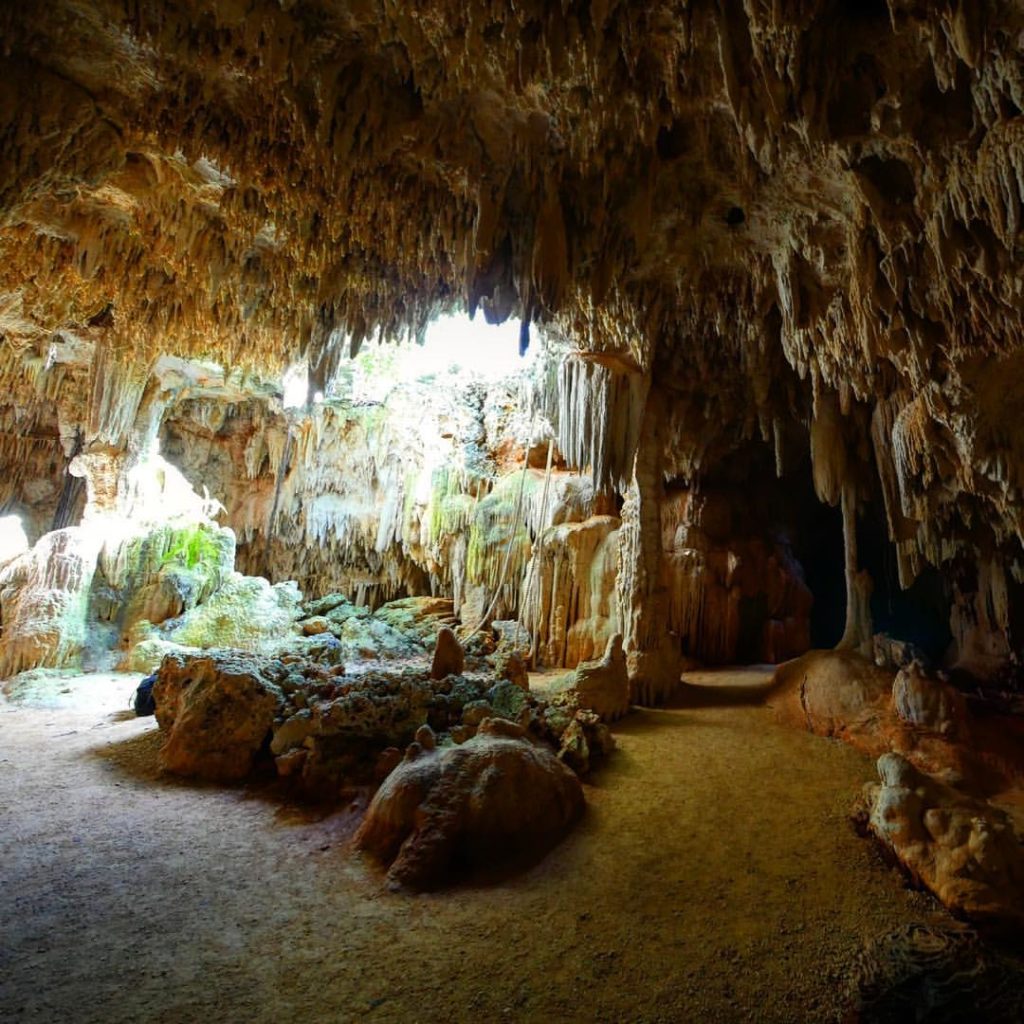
[[354, 718, 584, 890], [863, 753, 1024, 926], [772, 648, 1024, 792], [153, 651, 283, 782]]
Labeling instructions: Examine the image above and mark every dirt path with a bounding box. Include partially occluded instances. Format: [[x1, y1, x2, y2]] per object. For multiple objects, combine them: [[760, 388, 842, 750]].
[[1, 668, 944, 1024]]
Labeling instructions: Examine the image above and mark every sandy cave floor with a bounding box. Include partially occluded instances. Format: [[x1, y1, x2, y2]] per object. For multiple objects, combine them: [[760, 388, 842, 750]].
[[0, 667, 955, 1024]]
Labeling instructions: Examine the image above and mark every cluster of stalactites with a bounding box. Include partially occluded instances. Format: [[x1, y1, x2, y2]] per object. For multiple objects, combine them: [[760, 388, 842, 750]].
[[549, 353, 649, 492]]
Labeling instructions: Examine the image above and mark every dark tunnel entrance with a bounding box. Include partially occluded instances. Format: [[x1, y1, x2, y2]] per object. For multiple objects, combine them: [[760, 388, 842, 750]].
[[856, 502, 952, 664]]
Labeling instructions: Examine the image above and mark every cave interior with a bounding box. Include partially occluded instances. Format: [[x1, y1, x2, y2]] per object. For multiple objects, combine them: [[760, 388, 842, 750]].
[[3, 2, 1024, 1021]]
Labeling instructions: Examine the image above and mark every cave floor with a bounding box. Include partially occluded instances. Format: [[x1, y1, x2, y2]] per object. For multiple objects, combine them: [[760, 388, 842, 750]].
[[0, 667, 946, 1024]]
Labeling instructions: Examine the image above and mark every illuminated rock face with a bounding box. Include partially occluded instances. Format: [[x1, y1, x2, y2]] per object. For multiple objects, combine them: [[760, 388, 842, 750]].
[[2, 2, 1024, 695], [0, 528, 103, 679]]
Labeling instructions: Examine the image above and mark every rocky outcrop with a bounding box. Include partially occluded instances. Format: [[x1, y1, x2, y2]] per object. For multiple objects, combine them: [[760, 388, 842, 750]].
[[893, 662, 967, 739], [354, 718, 584, 890], [771, 648, 1024, 791], [771, 649, 895, 751], [156, 573, 302, 651], [862, 753, 1024, 926], [573, 633, 630, 722], [153, 651, 283, 782], [268, 668, 437, 794]]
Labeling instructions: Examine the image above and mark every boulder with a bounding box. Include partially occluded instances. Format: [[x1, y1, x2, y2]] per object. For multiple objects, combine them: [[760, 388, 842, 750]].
[[324, 597, 369, 628], [770, 649, 894, 753], [336, 614, 415, 660], [355, 717, 584, 890], [374, 596, 457, 647], [862, 753, 1024, 925], [574, 632, 629, 721], [302, 592, 352, 618], [161, 572, 302, 651], [771, 649, 1016, 789], [430, 625, 464, 679], [153, 651, 283, 781], [893, 662, 967, 738], [557, 709, 616, 775], [486, 679, 529, 721]]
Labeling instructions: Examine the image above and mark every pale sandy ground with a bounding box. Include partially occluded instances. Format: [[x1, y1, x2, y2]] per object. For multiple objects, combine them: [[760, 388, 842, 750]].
[[1, 667, 951, 1024]]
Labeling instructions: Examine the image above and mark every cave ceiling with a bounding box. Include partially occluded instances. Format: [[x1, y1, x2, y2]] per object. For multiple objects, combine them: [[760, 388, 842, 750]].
[[3, 1, 1024, 575]]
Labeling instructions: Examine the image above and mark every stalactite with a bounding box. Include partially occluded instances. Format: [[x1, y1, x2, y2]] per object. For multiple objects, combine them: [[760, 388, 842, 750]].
[[551, 352, 649, 491]]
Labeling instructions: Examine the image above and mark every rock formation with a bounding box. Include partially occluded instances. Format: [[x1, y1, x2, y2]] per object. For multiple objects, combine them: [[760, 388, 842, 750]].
[[3, 0, 1024, 917], [153, 651, 283, 782], [354, 718, 584, 891], [862, 753, 1024, 926], [5, 1, 1024, 706], [430, 626, 465, 680], [771, 648, 1024, 790], [573, 633, 630, 722]]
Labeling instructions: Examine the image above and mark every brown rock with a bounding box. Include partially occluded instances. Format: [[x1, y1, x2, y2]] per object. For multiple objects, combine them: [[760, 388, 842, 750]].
[[430, 626, 464, 680], [770, 648, 894, 752], [355, 717, 584, 890], [863, 753, 1024, 926], [574, 633, 630, 722], [153, 651, 281, 781], [771, 648, 1021, 790], [301, 616, 331, 636]]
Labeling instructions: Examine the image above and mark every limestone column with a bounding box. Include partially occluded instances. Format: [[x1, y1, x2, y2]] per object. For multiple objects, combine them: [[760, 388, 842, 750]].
[[616, 386, 680, 704], [836, 479, 874, 656]]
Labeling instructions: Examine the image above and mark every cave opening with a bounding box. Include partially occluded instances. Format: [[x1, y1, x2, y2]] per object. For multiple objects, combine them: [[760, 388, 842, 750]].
[[856, 499, 953, 664], [794, 489, 847, 650]]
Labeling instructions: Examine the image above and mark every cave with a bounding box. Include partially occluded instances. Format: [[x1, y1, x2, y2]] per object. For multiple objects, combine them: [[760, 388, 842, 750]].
[[3, 4, 1024, 1022]]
